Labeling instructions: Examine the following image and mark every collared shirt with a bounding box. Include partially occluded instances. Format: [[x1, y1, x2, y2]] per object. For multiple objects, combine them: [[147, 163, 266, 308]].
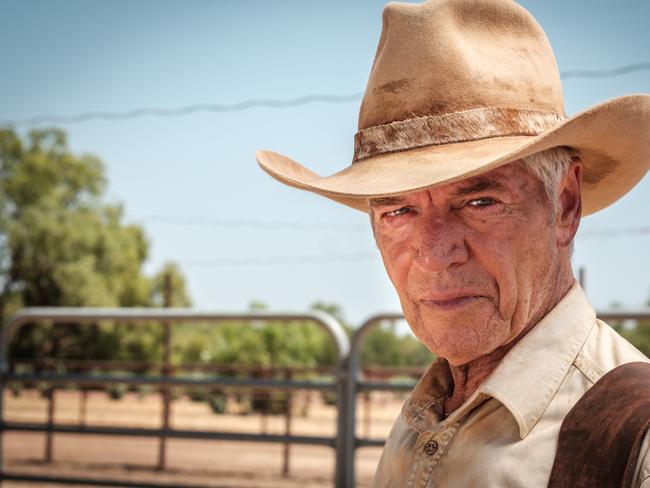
[[372, 283, 650, 487]]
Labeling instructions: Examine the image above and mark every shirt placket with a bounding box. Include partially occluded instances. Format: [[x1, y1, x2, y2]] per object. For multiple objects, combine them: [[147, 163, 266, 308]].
[[411, 420, 461, 487], [407, 394, 490, 487]]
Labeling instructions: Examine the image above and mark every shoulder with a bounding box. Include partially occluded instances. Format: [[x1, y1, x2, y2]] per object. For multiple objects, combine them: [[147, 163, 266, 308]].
[[574, 318, 649, 383]]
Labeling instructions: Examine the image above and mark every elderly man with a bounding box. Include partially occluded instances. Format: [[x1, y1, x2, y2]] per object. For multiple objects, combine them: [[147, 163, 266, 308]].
[[257, 0, 650, 486]]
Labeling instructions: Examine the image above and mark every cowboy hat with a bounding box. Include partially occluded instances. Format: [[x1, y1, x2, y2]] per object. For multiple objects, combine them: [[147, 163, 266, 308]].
[[256, 0, 650, 215]]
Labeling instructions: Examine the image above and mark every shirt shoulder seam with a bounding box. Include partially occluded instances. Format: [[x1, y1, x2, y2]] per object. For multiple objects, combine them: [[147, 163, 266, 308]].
[[573, 349, 603, 384]]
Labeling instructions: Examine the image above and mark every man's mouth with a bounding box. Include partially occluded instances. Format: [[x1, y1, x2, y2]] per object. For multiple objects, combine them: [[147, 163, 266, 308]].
[[419, 294, 487, 310]]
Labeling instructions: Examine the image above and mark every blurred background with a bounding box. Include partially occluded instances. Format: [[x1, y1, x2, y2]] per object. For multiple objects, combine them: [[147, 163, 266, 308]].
[[0, 0, 648, 487]]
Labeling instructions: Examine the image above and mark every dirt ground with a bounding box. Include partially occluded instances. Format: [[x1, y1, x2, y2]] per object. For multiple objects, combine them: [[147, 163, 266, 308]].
[[1, 388, 406, 487]]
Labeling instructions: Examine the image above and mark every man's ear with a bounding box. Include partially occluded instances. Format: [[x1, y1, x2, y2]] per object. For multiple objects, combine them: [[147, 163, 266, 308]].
[[556, 158, 583, 248]]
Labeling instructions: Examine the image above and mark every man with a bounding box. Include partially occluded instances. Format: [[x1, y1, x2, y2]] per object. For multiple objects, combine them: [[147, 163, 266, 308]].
[[257, 0, 650, 486]]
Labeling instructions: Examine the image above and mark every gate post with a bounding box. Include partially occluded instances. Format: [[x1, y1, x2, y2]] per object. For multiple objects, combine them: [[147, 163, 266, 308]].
[[334, 352, 353, 488]]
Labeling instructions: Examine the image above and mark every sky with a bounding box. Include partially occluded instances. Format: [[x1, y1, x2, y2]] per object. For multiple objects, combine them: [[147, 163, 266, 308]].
[[1, 0, 648, 327]]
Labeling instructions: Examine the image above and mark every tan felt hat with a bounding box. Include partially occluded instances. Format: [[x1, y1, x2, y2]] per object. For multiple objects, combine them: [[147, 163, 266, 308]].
[[256, 0, 650, 214]]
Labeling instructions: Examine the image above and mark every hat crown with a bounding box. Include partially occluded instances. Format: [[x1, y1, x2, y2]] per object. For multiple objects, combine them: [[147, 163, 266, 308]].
[[359, 0, 565, 130]]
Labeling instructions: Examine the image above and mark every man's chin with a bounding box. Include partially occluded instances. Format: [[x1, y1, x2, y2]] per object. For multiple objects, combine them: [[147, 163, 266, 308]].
[[411, 299, 502, 364]]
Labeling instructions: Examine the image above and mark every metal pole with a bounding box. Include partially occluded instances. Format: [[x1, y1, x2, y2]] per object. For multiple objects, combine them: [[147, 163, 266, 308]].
[[157, 272, 173, 471], [363, 391, 371, 438], [340, 314, 405, 487], [45, 386, 55, 463], [334, 351, 351, 488], [282, 369, 292, 478], [259, 367, 268, 434], [0, 368, 5, 487], [260, 406, 268, 434], [79, 388, 88, 426]]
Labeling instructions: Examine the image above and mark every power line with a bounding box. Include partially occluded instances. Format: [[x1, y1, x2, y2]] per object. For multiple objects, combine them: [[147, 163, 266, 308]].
[[2, 63, 648, 126], [137, 215, 366, 232], [0, 93, 362, 127], [182, 252, 376, 268], [561, 62, 650, 80]]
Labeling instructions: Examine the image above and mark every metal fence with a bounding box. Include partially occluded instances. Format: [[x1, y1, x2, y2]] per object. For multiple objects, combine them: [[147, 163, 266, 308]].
[[0, 308, 350, 487], [0, 307, 649, 487]]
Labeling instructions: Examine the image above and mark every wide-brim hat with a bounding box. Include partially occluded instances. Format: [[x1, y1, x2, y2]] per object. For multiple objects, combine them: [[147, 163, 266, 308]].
[[257, 0, 650, 215]]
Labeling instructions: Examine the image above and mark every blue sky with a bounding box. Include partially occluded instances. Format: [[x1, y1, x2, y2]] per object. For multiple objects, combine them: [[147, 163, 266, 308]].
[[1, 0, 648, 325]]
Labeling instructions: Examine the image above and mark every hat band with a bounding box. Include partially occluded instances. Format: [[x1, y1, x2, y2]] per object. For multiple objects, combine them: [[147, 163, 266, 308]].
[[353, 107, 565, 162]]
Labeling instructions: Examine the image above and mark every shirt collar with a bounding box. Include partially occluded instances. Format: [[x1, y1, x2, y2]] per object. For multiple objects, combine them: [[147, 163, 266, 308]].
[[401, 282, 596, 438], [401, 357, 452, 431], [479, 281, 596, 438]]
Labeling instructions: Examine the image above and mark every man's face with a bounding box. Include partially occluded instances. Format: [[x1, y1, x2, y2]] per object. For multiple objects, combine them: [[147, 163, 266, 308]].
[[370, 162, 570, 366]]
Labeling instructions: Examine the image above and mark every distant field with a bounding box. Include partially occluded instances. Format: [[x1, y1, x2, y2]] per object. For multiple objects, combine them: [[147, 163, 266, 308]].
[[2, 388, 405, 487]]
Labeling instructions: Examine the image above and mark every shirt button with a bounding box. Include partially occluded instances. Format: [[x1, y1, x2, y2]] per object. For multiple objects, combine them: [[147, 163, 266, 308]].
[[423, 440, 438, 456]]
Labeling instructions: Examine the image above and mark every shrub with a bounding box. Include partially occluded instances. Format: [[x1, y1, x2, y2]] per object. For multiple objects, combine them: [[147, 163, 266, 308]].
[[208, 391, 227, 414], [107, 383, 127, 400]]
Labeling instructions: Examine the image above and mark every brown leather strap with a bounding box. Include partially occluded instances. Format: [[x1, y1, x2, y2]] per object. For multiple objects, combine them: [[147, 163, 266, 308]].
[[548, 361, 650, 488]]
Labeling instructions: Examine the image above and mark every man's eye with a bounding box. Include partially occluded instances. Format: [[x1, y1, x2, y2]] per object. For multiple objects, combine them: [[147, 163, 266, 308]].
[[384, 207, 411, 218], [466, 197, 497, 208]]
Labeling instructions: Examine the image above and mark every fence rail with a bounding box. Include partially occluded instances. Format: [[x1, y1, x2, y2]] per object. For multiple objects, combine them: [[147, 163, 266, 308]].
[[1, 307, 649, 487]]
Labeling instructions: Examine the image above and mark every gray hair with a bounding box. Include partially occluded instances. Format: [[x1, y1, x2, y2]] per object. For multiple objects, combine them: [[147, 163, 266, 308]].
[[518, 146, 578, 257], [517, 146, 577, 219]]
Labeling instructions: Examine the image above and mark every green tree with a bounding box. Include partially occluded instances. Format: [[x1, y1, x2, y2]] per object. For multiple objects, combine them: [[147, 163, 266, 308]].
[[0, 128, 189, 362], [150, 261, 192, 308], [611, 293, 650, 358], [175, 301, 343, 369], [362, 323, 403, 366]]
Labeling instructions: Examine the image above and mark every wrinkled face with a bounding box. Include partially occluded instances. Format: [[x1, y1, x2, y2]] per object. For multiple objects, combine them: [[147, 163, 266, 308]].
[[370, 162, 567, 366]]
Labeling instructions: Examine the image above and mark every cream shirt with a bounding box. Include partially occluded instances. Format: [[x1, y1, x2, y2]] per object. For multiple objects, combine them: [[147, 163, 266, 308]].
[[372, 283, 650, 487]]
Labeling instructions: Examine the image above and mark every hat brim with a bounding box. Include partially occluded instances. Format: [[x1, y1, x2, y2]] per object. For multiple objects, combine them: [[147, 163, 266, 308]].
[[257, 94, 650, 215]]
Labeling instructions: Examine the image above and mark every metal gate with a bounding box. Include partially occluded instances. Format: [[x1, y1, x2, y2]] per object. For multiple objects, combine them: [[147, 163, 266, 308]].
[[0, 308, 350, 487]]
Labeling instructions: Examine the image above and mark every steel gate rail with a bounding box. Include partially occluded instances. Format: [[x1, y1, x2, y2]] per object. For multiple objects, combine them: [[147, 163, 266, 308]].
[[0, 308, 350, 488]]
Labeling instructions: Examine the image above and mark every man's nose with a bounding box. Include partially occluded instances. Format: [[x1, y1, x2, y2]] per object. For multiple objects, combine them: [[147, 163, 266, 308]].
[[413, 214, 469, 272]]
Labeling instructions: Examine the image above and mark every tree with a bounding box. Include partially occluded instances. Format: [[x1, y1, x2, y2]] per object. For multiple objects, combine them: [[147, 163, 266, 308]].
[[0, 128, 189, 362], [362, 323, 403, 366], [359, 322, 433, 367], [150, 262, 192, 308], [309, 301, 435, 368], [610, 293, 650, 358]]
